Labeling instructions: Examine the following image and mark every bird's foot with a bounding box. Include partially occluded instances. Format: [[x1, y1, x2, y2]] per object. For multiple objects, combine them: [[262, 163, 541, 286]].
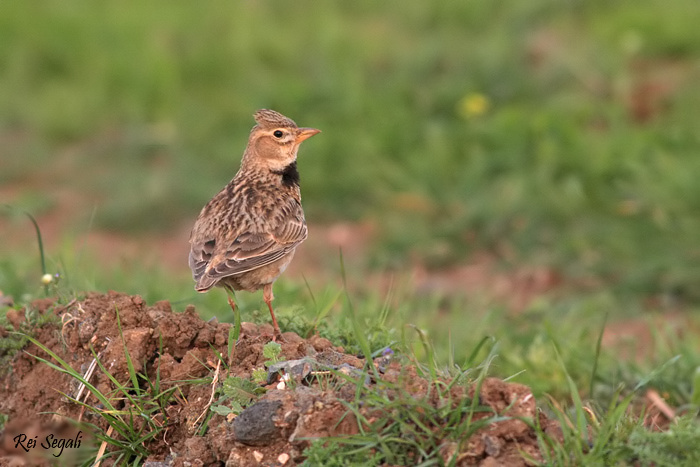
[[260, 327, 284, 343], [271, 331, 285, 343]]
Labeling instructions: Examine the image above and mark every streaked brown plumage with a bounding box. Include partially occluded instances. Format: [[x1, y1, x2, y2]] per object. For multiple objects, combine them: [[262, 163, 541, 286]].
[[189, 109, 320, 336]]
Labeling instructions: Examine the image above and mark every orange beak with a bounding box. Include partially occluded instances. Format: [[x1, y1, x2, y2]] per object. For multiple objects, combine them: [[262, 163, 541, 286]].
[[295, 127, 321, 143]]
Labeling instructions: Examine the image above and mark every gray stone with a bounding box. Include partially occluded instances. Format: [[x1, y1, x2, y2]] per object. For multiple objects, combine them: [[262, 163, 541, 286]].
[[233, 400, 282, 446], [266, 356, 367, 385]]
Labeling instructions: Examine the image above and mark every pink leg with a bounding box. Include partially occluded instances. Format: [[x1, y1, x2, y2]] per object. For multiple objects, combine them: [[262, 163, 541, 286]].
[[263, 283, 282, 338]]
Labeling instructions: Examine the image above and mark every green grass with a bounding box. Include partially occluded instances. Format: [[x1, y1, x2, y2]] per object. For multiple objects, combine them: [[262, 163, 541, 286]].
[[4, 262, 700, 464], [2, 0, 700, 296], [2, 0, 700, 464], [22, 330, 176, 464], [302, 358, 501, 466]]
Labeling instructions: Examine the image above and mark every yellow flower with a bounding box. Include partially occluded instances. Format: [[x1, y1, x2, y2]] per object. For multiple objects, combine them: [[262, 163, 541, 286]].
[[458, 93, 491, 118], [41, 274, 53, 285]]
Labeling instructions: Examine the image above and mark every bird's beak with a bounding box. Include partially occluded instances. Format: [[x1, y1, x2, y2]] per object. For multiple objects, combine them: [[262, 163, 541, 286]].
[[295, 128, 321, 143]]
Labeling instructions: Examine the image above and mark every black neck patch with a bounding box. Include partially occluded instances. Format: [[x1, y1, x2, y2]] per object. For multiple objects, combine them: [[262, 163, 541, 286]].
[[273, 161, 300, 187]]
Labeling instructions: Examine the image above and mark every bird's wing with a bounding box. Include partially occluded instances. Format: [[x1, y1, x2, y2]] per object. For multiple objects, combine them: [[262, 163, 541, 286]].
[[190, 198, 307, 291]]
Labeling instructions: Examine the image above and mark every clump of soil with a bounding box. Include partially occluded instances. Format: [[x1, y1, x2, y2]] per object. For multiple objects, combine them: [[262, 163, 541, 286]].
[[0, 292, 548, 466]]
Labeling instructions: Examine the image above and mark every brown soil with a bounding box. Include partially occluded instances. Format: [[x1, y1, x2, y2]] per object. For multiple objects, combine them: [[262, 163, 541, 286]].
[[0, 292, 550, 466]]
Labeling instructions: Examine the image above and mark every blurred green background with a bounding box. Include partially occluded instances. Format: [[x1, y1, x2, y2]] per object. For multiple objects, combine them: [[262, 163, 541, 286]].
[[2, 0, 700, 375]]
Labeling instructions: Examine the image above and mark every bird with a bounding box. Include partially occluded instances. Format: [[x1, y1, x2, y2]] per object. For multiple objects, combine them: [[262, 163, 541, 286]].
[[188, 109, 320, 338]]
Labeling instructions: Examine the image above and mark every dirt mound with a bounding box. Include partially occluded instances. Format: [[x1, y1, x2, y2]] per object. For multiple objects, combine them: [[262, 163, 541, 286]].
[[1, 292, 548, 466]]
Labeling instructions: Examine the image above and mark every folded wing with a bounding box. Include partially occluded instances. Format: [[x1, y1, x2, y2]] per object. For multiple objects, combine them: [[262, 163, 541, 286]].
[[189, 199, 307, 291]]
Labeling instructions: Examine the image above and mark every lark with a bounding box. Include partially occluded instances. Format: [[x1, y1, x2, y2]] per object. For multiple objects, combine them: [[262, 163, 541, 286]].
[[189, 109, 320, 337]]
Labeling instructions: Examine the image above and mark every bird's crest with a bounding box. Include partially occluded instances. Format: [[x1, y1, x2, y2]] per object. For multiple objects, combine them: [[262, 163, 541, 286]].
[[253, 109, 297, 129]]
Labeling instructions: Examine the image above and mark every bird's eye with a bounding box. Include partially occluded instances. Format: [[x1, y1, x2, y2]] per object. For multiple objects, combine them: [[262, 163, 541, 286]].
[[273, 130, 284, 138]]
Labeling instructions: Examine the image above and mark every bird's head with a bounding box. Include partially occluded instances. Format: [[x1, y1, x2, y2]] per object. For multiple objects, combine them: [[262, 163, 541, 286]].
[[243, 109, 320, 172]]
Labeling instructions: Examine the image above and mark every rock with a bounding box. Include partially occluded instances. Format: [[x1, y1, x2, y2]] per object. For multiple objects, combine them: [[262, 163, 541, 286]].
[[233, 400, 282, 446], [267, 357, 315, 384], [266, 357, 367, 385]]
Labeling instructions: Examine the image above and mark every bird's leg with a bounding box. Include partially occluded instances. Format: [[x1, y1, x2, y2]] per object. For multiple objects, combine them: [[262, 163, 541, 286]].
[[263, 283, 282, 339], [224, 285, 241, 347]]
